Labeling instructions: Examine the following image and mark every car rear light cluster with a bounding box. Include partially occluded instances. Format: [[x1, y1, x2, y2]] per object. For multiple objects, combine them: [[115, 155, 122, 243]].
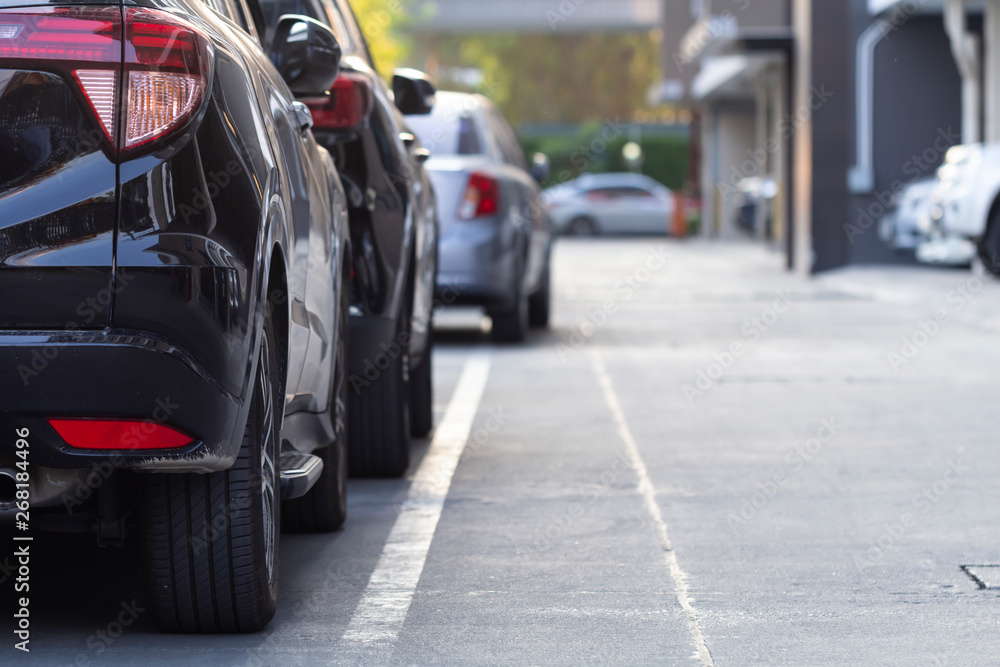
[[307, 71, 374, 131], [459, 172, 500, 220], [49, 418, 193, 450], [0, 6, 211, 157]]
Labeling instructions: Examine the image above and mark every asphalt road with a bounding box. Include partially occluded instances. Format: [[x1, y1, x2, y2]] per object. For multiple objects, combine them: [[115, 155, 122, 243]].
[[5, 238, 1000, 665]]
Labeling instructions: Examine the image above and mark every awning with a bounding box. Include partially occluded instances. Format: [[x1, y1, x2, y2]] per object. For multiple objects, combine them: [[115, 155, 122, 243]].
[[691, 54, 783, 100]]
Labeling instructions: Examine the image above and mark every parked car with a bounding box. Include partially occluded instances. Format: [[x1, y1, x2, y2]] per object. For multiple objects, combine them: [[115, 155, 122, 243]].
[[258, 0, 440, 476], [406, 91, 553, 342], [0, 0, 351, 632], [879, 178, 937, 251], [915, 143, 1000, 268], [542, 173, 676, 236]]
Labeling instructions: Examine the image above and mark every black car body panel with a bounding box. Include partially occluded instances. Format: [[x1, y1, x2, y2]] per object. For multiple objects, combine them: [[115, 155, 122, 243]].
[[256, 0, 438, 376], [0, 69, 117, 330], [1, 0, 349, 476]]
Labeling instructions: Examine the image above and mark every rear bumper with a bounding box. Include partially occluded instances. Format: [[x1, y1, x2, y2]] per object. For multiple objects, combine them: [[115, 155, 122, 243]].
[[0, 329, 244, 473], [436, 216, 518, 308]]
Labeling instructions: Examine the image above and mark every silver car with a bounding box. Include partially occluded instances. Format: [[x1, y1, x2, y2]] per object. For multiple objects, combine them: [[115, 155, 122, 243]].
[[543, 173, 676, 236], [406, 92, 553, 342]]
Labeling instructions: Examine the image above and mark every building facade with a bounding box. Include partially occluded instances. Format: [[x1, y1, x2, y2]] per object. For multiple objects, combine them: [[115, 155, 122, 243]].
[[666, 0, 998, 273]]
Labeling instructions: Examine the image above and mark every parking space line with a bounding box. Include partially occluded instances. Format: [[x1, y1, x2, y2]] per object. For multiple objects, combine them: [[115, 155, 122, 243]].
[[590, 349, 715, 666], [340, 351, 493, 646]]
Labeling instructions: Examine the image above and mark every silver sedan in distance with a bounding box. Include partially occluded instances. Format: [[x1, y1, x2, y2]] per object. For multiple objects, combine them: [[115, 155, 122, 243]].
[[543, 173, 676, 236], [406, 92, 553, 343]]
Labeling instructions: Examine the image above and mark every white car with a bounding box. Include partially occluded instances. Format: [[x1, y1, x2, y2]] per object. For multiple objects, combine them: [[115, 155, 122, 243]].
[[543, 173, 676, 236], [880, 178, 937, 250], [916, 144, 1000, 268]]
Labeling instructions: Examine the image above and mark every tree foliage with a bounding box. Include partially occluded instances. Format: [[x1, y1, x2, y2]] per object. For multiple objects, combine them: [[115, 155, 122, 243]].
[[350, 0, 411, 78], [430, 32, 662, 126]]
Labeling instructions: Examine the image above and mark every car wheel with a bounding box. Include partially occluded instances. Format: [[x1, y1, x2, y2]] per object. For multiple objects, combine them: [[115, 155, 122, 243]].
[[491, 262, 529, 343], [568, 216, 597, 236], [348, 296, 411, 478], [978, 206, 1000, 276], [283, 274, 350, 533], [409, 324, 434, 438], [528, 260, 551, 329], [142, 313, 281, 633]]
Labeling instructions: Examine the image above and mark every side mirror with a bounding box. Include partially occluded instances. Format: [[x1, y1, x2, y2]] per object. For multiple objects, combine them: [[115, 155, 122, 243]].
[[393, 68, 437, 115], [271, 16, 342, 98], [530, 153, 550, 183]]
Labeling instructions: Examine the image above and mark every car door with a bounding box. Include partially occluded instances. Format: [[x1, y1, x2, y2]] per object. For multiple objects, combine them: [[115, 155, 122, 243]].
[[617, 186, 670, 234], [583, 187, 626, 233], [238, 0, 335, 410], [331, 0, 412, 319], [483, 104, 549, 291]]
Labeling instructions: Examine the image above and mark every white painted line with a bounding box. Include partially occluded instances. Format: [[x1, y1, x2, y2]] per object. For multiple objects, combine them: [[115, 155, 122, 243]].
[[341, 351, 492, 646], [590, 349, 715, 666]]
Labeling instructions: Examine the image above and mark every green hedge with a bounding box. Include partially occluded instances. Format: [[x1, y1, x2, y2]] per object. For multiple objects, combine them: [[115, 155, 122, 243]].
[[519, 124, 689, 191]]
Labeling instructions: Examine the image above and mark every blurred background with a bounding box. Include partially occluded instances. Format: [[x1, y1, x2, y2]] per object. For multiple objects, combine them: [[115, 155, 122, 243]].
[[362, 0, 1000, 277]]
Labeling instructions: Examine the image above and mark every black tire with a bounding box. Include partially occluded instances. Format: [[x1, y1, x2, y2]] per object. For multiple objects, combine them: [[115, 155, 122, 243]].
[[490, 268, 529, 343], [142, 315, 281, 633], [409, 325, 434, 438], [282, 277, 350, 533], [978, 206, 1000, 276], [568, 216, 597, 236], [528, 261, 551, 329], [348, 296, 411, 478]]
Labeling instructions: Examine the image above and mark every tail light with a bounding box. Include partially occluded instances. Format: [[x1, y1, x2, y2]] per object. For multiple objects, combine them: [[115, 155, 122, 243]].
[[49, 418, 194, 450], [0, 7, 211, 157], [307, 71, 373, 131], [123, 9, 211, 151], [459, 172, 500, 220]]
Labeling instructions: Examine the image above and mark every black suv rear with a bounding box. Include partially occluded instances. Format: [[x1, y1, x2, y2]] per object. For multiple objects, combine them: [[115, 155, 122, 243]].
[[1, 0, 351, 632]]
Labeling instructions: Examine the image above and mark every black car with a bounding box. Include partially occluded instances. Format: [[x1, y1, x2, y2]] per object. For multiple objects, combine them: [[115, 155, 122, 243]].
[[0, 0, 350, 633], [258, 0, 439, 477]]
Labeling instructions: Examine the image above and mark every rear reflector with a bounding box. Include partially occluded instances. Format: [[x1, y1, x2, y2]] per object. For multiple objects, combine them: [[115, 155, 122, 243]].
[[49, 419, 194, 450]]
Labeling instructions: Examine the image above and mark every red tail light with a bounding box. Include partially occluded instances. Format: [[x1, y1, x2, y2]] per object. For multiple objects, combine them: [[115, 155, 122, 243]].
[[123, 9, 210, 151], [50, 418, 194, 450], [0, 7, 211, 156], [307, 71, 373, 131], [459, 172, 500, 219]]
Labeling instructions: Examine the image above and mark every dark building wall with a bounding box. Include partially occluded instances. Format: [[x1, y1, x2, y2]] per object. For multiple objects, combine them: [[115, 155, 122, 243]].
[[809, 0, 853, 273], [848, 14, 965, 264]]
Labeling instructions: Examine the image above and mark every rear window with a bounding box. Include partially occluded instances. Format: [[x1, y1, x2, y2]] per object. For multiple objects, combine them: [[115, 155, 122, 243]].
[[407, 114, 483, 157]]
